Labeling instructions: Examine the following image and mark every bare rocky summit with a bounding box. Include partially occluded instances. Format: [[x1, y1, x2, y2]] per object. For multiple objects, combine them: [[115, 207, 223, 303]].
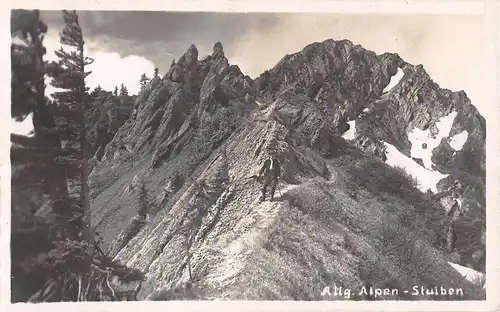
[[83, 39, 486, 300]]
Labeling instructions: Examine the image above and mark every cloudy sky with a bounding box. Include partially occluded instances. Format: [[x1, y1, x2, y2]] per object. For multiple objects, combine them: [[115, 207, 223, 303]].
[[13, 11, 485, 134]]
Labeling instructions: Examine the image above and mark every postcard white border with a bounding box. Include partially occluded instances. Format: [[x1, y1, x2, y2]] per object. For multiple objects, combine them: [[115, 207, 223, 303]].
[[1, 0, 498, 311]]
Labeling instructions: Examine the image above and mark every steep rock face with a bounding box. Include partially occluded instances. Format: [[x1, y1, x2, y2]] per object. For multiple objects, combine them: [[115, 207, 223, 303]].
[[88, 39, 486, 299], [89, 42, 257, 254], [87, 91, 135, 160], [254, 39, 484, 196], [254, 39, 403, 128], [348, 64, 485, 269], [355, 65, 485, 186], [99, 42, 255, 169], [352, 132, 387, 161]]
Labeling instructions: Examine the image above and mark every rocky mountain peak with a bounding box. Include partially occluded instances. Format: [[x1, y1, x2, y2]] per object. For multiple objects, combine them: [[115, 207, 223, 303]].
[[212, 41, 224, 59], [84, 38, 486, 300], [177, 43, 199, 68], [93, 41, 255, 171]]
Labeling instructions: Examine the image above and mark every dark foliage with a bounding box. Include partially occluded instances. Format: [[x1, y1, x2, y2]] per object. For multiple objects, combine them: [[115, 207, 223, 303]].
[[11, 10, 145, 303], [119, 83, 128, 96], [10, 9, 47, 121], [140, 73, 150, 90], [90, 85, 103, 99]]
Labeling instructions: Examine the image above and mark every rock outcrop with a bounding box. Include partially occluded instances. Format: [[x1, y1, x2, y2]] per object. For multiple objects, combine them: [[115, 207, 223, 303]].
[[86, 40, 486, 300], [87, 90, 135, 160]]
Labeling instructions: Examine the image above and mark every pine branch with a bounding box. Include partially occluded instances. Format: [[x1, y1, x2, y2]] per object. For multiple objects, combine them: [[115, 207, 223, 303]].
[[50, 74, 85, 92], [54, 49, 81, 65], [85, 57, 94, 66]]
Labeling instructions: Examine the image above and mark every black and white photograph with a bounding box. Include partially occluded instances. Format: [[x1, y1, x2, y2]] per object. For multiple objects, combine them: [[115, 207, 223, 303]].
[[6, 1, 499, 310]]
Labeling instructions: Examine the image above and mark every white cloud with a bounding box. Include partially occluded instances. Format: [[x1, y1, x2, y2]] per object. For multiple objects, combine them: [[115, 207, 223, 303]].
[[86, 52, 156, 94], [43, 29, 157, 95], [13, 29, 158, 134]]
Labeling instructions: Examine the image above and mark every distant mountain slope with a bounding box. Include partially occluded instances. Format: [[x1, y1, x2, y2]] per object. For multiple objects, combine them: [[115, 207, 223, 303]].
[[253, 39, 485, 272]]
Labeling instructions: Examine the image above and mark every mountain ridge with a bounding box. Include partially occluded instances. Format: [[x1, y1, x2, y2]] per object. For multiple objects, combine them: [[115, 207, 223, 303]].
[[83, 38, 486, 300]]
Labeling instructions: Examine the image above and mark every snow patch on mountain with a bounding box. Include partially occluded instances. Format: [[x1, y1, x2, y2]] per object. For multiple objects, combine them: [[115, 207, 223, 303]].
[[342, 120, 357, 140], [383, 142, 448, 193], [409, 111, 458, 170], [449, 130, 468, 151], [383, 67, 404, 93], [456, 197, 463, 210], [448, 262, 485, 289]]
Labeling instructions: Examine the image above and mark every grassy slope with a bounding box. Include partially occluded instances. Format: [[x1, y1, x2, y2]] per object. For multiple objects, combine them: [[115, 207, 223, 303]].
[[230, 155, 485, 300]]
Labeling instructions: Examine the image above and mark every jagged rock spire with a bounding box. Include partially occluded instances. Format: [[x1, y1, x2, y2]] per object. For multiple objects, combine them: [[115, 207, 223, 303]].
[[212, 41, 224, 59], [184, 44, 198, 67], [177, 43, 199, 68]]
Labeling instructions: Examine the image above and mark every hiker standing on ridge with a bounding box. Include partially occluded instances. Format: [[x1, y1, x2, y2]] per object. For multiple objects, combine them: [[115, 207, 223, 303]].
[[258, 156, 281, 201]]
